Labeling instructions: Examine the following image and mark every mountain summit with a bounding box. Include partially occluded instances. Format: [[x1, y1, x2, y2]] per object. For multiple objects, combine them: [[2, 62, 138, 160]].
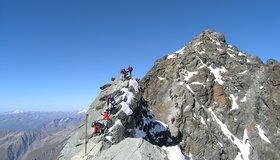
[[59, 30, 280, 160]]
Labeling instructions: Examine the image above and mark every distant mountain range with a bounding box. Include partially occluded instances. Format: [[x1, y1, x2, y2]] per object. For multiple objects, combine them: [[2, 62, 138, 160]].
[[0, 110, 86, 131], [0, 110, 86, 160]]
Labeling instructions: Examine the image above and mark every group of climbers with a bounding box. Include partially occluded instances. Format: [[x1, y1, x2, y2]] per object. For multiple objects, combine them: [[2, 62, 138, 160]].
[[91, 65, 133, 136], [120, 65, 133, 80], [91, 94, 117, 136], [91, 109, 110, 136]]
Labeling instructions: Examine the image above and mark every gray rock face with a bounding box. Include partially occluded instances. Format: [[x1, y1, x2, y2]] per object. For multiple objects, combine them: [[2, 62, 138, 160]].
[[58, 78, 179, 160], [92, 138, 168, 160], [59, 29, 279, 160], [142, 29, 280, 160]]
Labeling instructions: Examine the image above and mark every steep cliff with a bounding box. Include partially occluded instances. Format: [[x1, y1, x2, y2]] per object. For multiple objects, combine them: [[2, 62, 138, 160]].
[[59, 29, 280, 160], [142, 29, 280, 160]]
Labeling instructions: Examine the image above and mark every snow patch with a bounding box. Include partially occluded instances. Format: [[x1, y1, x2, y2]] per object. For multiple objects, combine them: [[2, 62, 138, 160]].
[[193, 41, 202, 47], [239, 70, 248, 75], [208, 66, 227, 85], [230, 94, 239, 111], [217, 48, 223, 52], [227, 51, 236, 59], [158, 76, 165, 81], [247, 59, 251, 63], [120, 88, 134, 115], [129, 78, 139, 93], [256, 125, 271, 143], [228, 48, 235, 52], [134, 108, 168, 139], [238, 52, 245, 56], [208, 108, 250, 160], [157, 120, 168, 128], [167, 54, 177, 59], [235, 152, 243, 160], [162, 145, 186, 160], [200, 117, 206, 125], [240, 94, 247, 103], [260, 86, 264, 90], [196, 55, 207, 69], [178, 82, 184, 85], [105, 136, 113, 143], [175, 46, 186, 54], [191, 81, 205, 87], [186, 84, 195, 94], [184, 71, 198, 81], [108, 119, 122, 132]]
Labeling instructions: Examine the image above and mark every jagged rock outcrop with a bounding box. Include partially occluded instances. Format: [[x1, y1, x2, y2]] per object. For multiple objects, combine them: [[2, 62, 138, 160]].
[[58, 78, 185, 160], [59, 29, 279, 160], [142, 29, 280, 160]]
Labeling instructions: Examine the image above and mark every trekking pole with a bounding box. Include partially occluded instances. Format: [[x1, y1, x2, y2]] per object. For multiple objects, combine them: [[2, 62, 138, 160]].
[[85, 113, 88, 156]]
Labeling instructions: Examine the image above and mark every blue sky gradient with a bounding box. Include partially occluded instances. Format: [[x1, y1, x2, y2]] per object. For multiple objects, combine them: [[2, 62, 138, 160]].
[[0, 0, 279, 112]]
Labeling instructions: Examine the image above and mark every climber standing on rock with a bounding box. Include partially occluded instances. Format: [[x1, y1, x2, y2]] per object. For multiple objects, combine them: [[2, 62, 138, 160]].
[[176, 69, 180, 81], [102, 111, 110, 129], [127, 65, 133, 77], [120, 68, 127, 81], [107, 95, 116, 109]]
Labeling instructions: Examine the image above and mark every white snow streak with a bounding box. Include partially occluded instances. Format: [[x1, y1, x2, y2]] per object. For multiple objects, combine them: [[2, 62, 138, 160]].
[[120, 88, 134, 115], [162, 145, 186, 160], [218, 142, 223, 147], [167, 54, 176, 59], [217, 48, 223, 52], [158, 76, 165, 81], [238, 52, 245, 56], [184, 71, 198, 81], [175, 46, 186, 54], [227, 52, 236, 59], [208, 108, 250, 160], [129, 78, 139, 93], [256, 125, 271, 143], [197, 56, 207, 69], [186, 84, 195, 94], [235, 152, 243, 160], [230, 94, 239, 111], [208, 66, 227, 85], [193, 41, 202, 47], [108, 120, 123, 132], [239, 70, 248, 75], [191, 81, 205, 87], [200, 117, 206, 125]]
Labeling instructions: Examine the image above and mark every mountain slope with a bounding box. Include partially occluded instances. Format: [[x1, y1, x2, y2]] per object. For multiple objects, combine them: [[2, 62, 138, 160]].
[[0, 112, 85, 160], [141, 29, 280, 160], [59, 29, 280, 160]]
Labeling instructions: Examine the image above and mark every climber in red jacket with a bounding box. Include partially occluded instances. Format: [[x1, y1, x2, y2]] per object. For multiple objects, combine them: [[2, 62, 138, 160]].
[[91, 121, 102, 136], [102, 111, 110, 129], [120, 68, 127, 80]]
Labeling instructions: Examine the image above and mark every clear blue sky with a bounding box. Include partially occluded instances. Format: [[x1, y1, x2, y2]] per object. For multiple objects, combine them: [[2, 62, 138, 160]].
[[0, 0, 279, 112]]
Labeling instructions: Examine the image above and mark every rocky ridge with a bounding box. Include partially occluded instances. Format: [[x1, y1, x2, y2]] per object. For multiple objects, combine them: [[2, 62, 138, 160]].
[[142, 29, 280, 159], [59, 29, 280, 160]]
